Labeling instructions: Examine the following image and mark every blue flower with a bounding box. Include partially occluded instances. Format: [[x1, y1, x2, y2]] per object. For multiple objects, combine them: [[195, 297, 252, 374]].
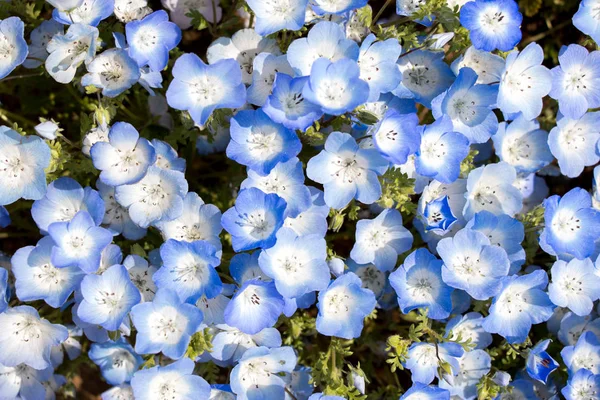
[[89, 339, 142, 385], [483, 270, 554, 344], [548, 258, 600, 316], [346, 259, 387, 299], [77, 264, 141, 331], [126, 10, 181, 71], [0, 268, 8, 314], [439, 349, 491, 399], [246, 0, 307, 35], [358, 34, 402, 102], [154, 239, 222, 303], [221, 187, 287, 252], [451, 46, 505, 84], [311, 0, 367, 14], [224, 279, 285, 335], [166, 53, 246, 126], [445, 312, 492, 350], [52, 0, 114, 26], [526, 339, 558, 384], [460, 0, 522, 51], [226, 109, 302, 176], [211, 325, 282, 364], [81, 49, 141, 97], [556, 312, 600, 346], [151, 139, 186, 172], [316, 272, 376, 339], [0, 127, 51, 206], [573, 0, 600, 45], [561, 331, 600, 375], [96, 180, 147, 240], [399, 383, 450, 400], [389, 248, 454, 320], [0, 17, 28, 79], [45, 23, 99, 84], [131, 358, 211, 399], [371, 110, 420, 165], [562, 368, 600, 400], [283, 186, 329, 237], [246, 53, 293, 107], [307, 131, 388, 209], [422, 195, 458, 233], [45, 0, 84, 12], [405, 341, 464, 384], [0, 206, 9, 228]]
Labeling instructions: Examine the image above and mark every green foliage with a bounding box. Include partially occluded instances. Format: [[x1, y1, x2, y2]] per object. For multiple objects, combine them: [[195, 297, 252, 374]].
[[459, 149, 479, 178], [520, 205, 545, 264], [385, 334, 411, 373], [185, 328, 214, 360], [311, 338, 366, 398], [186, 9, 210, 31], [280, 311, 316, 358], [520, 0, 543, 17], [477, 374, 512, 400], [377, 168, 417, 215]]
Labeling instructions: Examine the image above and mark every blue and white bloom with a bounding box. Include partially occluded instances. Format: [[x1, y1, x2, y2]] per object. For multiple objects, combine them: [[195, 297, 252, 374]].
[[422, 195, 458, 233], [561, 331, 600, 375], [0, 363, 53, 400], [283, 187, 329, 237], [346, 259, 387, 299], [77, 264, 141, 331], [451, 46, 505, 85], [89, 340, 142, 385], [573, 0, 600, 45], [151, 139, 185, 172], [371, 110, 420, 165], [131, 358, 211, 399], [246, 53, 293, 107], [123, 254, 157, 302], [91, 122, 156, 186], [45, 0, 84, 12], [548, 258, 600, 316], [400, 383, 450, 400], [211, 325, 282, 364], [0, 127, 51, 206], [358, 34, 402, 101], [245, 0, 307, 36], [526, 339, 559, 384], [316, 272, 376, 339], [404, 341, 464, 384], [459, 0, 522, 51], [307, 131, 388, 209], [114, 0, 151, 22], [0, 268, 8, 313], [154, 239, 222, 303], [445, 312, 492, 350], [45, 24, 99, 84], [311, 0, 367, 14], [81, 49, 141, 97], [0, 17, 28, 79], [483, 270, 554, 344], [52, 0, 115, 26], [562, 368, 600, 400], [97, 180, 147, 240], [439, 349, 491, 399]]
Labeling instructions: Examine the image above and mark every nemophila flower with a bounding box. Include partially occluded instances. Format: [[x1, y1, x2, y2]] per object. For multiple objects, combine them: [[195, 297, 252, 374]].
[[548, 258, 600, 316], [357, 34, 402, 101], [445, 312, 492, 350], [286, 21, 359, 76], [302, 58, 369, 116], [548, 112, 600, 178], [115, 166, 188, 228], [562, 368, 600, 400], [195, 290, 230, 326], [370, 109, 420, 165], [11, 236, 84, 308], [221, 187, 287, 252], [450, 46, 505, 85], [81, 49, 141, 97], [557, 312, 600, 346], [226, 109, 301, 176], [89, 339, 142, 385], [562, 331, 600, 374], [436, 227, 510, 300], [415, 116, 470, 183], [97, 244, 124, 275], [23, 19, 63, 69], [224, 279, 285, 335], [46, 0, 84, 12], [483, 270, 554, 344], [350, 209, 413, 272], [389, 248, 454, 320], [77, 264, 141, 331], [497, 42, 552, 120], [126, 10, 181, 71], [0, 268, 8, 313], [34, 120, 60, 140], [550, 44, 600, 119], [114, 0, 151, 22], [52, 0, 115, 26], [229, 252, 266, 285], [307, 131, 388, 209], [154, 239, 222, 303], [130, 288, 203, 359], [124, 254, 157, 302], [463, 162, 523, 219], [46, 24, 99, 84], [83, 122, 109, 156], [309, 395, 345, 400], [392, 50, 455, 108], [422, 195, 458, 232], [246, 0, 307, 35], [131, 358, 211, 399], [540, 188, 600, 259], [166, 53, 246, 126], [526, 339, 559, 384], [0, 363, 53, 400], [32, 176, 104, 234], [0, 127, 51, 206], [316, 272, 376, 339], [405, 341, 464, 384], [311, 0, 367, 14], [246, 53, 294, 107], [230, 346, 296, 399], [162, 0, 222, 29], [258, 227, 329, 298], [432, 67, 498, 144], [0, 17, 28, 80], [439, 349, 491, 399], [0, 306, 68, 369], [211, 325, 282, 364], [346, 259, 387, 299], [102, 384, 134, 400], [573, 0, 600, 44], [400, 383, 450, 400], [97, 180, 147, 240], [282, 186, 329, 237], [459, 0, 522, 52]]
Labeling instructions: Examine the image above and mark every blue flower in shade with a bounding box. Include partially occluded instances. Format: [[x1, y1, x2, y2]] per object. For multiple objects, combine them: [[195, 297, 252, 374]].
[[224, 279, 285, 335], [346, 259, 387, 299], [0, 206, 9, 228], [483, 270, 555, 344], [371, 110, 420, 165], [416, 117, 470, 182], [91, 122, 156, 186], [0, 17, 28, 80], [0, 268, 8, 314], [439, 349, 491, 399], [350, 209, 413, 272], [52, 0, 114, 26], [526, 339, 559, 384], [166, 53, 246, 126], [131, 288, 204, 359], [77, 264, 141, 331], [258, 228, 330, 298], [48, 211, 113, 273], [32, 176, 105, 234], [302, 58, 369, 116], [126, 10, 181, 71], [423, 195, 458, 233], [226, 109, 302, 176], [316, 272, 377, 339], [229, 251, 265, 285], [562, 368, 600, 400], [45, 24, 98, 84], [11, 236, 84, 308], [81, 49, 140, 98], [262, 73, 323, 132], [247, 53, 293, 107], [311, 0, 367, 14], [548, 258, 600, 316], [540, 187, 600, 260], [246, 0, 307, 35], [96, 180, 147, 241], [221, 188, 287, 252], [573, 0, 600, 44], [154, 239, 222, 303], [23, 19, 63, 69], [283, 186, 329, 237], [89, 339, 142, 385], [0, 127, 51, 206], [211, 325, 282, 365], [309, 395, 346, 400], [151, 139, 186, 172], [131, 358, 211, 399], [400, 383, 450, 400], [0, 363, 53, 400], [307, 131, 388, 209], [358, 34, 402, 102], [561, 331, 600, 375], [432, 67, 498, 144], [445, 312, 492, 350], [405, 341, 464, 384], [556, 312, 600, 346], [460, 0, 522, 51], [389, 248, 454, 320], [451, 46, 505, 85], [45, 0, 83, 12]]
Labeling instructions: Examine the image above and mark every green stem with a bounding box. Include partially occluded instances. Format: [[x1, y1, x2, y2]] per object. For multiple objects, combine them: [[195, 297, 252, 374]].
[[372, 0, 393, 26], [0, 108, 36, 127], [1, 72, 44, 81]]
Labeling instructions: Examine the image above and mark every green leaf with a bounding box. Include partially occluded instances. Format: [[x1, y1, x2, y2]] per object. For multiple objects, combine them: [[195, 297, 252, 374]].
[[185, 328, 213, 360]]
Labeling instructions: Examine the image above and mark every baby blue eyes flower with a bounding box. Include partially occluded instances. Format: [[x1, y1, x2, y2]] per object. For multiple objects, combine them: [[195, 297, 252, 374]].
[[246, 53, 293, 107], [526, 339, 559, 384], [573, 0, 600, 44], [459, 0, 522, 52], [0, 127, 51, 206], [561, 331, 600, 375], [451, 46, 505, 85], [400, 383, 450, 400], [226, 109, 302, 176], [548, 258, 600, 317], [0, 363, 54, 400], [97, 180, 147, 240], [562, 368, 600, 400], [81, 48, 141, 97], [126, 10, 181, 71], [52, 0, 115, 26], [307, 131, 388, 209], [89, 339, 142, 385], [166, 53, 246, 127], [283, 186, 329, 237], [45, 0, 84, 12], [358, 34, 402, 102], [311, 0, 367, 14], [405, 341, 464, 384], [211, 325, 282, 364], [46, 23, 99, 84], [445, 312, 492, 350], [483, 270, 554, 344], [423, 195, 457, 232], [0, 17, 28, 80], [316, 272, 376, 339], [246, 0, 307, 36], [131, 358, 211, 399], [439, 349, 491, 399], [371, 110, 420, 166]]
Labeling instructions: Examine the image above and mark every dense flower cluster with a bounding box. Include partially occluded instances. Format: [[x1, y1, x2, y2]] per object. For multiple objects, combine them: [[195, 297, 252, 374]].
[[0, 0, 598, 399]]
